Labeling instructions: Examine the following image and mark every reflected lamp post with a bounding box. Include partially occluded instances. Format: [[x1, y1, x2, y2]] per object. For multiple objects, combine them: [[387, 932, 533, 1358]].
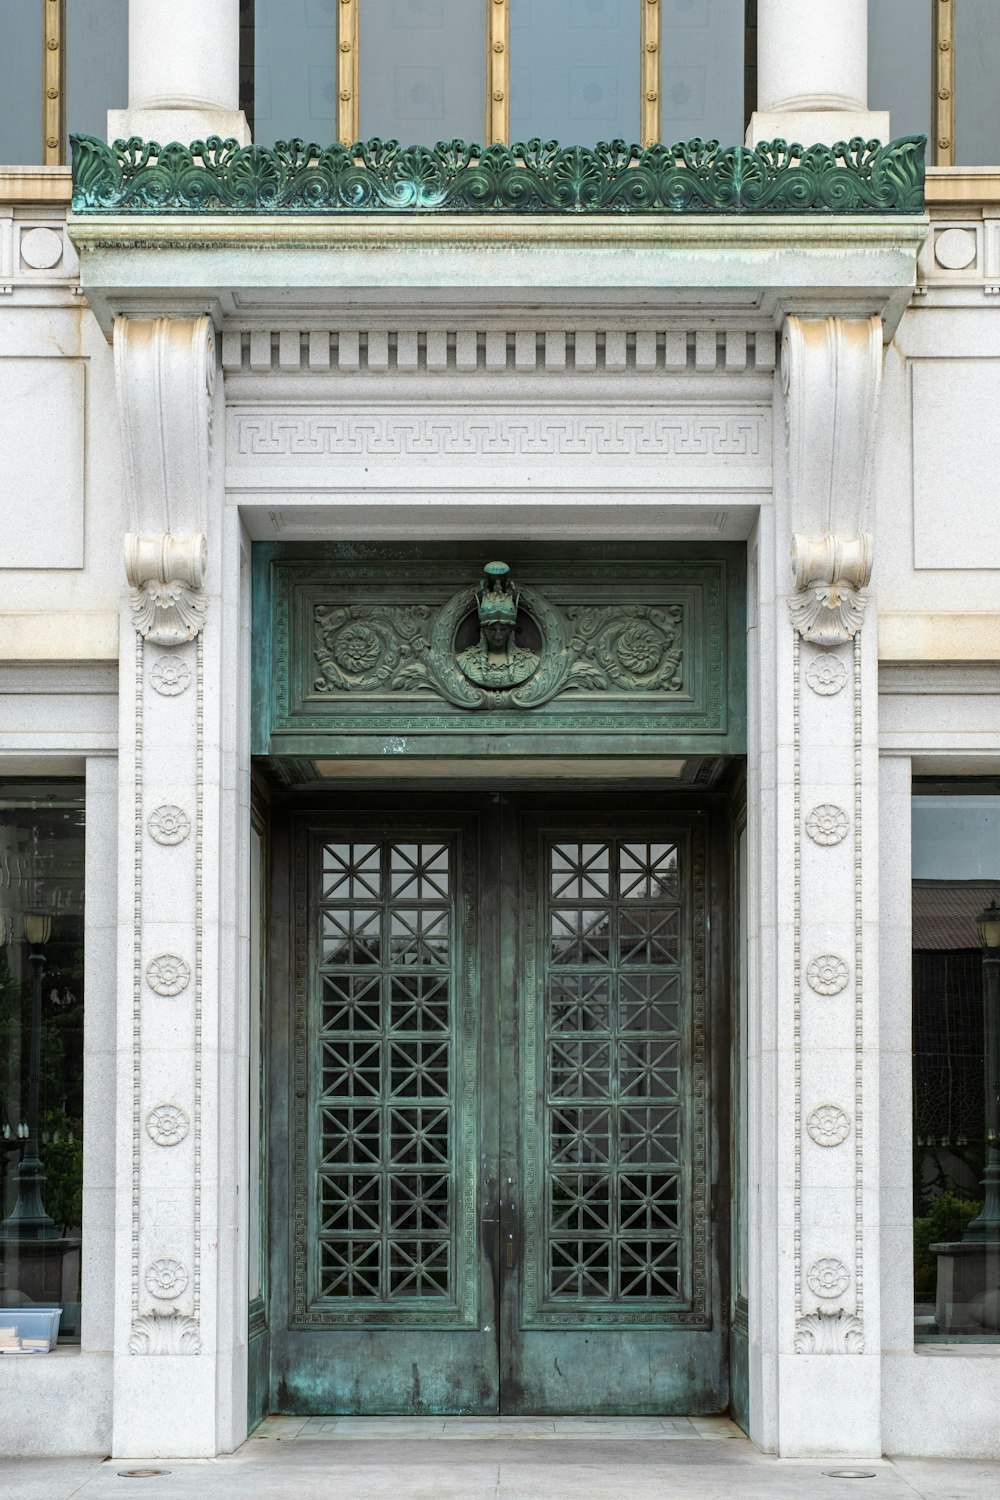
[[964, 899, 1000, 1243], [0, 914, 56, 1240]]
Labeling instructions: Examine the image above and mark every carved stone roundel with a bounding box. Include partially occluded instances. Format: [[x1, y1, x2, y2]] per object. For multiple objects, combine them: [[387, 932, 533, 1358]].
[[150, 656, 192, 696], [807, 1104, 851, 1148], [807, 1257, 851, 1299], [146, 953, 191, 997], [145, 1257, 188, 1300], [148, 805, 191, 846], [807, 955, 850, 996], [806, 804, 849, 846], [146, 1104, 189, 1147], [805, 653, 848, 696]]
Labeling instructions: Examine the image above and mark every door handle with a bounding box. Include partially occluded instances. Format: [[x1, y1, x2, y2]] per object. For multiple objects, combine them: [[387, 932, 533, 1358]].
[[504, 1175, 517, 1269]]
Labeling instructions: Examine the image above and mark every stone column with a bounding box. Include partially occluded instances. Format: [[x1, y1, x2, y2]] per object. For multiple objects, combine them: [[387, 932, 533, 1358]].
[[108, 0, 250, 145], [110, 316, 248, 1457], [758, 314, 884, 1454], [748, 0, 889, 146]]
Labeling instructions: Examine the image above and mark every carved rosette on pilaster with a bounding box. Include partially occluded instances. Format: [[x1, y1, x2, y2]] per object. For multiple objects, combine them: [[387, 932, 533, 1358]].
[[115, 314, 215, 1356], [783, 314, 881, 1355]]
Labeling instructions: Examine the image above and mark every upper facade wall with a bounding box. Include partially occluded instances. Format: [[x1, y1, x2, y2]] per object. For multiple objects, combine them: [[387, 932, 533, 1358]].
[[1, 2, 999, 667], [0, 174, 121, 659]]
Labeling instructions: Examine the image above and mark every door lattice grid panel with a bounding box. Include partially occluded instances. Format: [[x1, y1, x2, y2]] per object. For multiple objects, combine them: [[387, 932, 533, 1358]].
[[521, 828, 709, 1327], [294, 830, 478, 1326]]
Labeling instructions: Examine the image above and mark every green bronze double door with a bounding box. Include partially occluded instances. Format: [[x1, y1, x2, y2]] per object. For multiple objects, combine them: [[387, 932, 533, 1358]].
[[269, 793, 729, 1415]]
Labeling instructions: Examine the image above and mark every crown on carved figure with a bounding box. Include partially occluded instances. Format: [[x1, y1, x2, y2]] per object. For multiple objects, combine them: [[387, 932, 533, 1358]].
[[476, 561, 519, 625]]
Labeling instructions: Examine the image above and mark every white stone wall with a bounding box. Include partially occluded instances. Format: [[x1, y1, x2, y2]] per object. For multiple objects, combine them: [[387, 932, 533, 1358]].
[[1, 146, 1000, 1468]]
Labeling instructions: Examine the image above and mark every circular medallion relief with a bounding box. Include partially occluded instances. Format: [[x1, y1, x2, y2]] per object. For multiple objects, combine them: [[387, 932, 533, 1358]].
[[145, 1105, 189, 1147], [807, 1258, 851, 1299], [150, 657, 192, 696], [934, 227, 977, 271], [146, 954, 191, 997], [145, 1258, 188, 1300], [806, 804, 849, 846], [20, 226, 64, 270], [806, 955, 850, 997], [807, 1104, 852, 1148], [148, 805, 191, 846], [805, 654, 848, 696]]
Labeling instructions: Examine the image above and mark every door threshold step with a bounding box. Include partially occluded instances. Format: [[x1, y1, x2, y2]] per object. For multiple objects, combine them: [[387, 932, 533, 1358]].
[[252, 1415, 745, 1442]]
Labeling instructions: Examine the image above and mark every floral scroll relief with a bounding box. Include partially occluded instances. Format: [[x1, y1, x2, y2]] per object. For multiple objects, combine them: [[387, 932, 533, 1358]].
[[146, 953, 191, 997], [805, 804, 849, 846], [146, 1104, 189, 1147], [145, 1258, 189, 1299], [807, 1258, 851, 1299], [806, 955, 850, 996], [806, 1104, 852, 1147], [148, 805, 191, 846]]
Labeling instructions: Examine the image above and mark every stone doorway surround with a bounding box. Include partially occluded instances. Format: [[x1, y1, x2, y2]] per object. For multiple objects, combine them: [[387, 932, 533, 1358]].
[[71, 198, 925, 1458]]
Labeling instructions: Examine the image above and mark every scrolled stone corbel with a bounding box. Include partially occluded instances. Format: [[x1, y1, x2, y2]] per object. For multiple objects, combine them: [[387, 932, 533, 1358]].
[[788, 533, 872, 647], [124, 532, 208, 646]]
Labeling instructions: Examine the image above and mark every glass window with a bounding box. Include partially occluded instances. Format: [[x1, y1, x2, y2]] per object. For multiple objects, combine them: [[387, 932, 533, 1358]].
[[359, 0, 486, 144], [0, 781, 85, 1347], [509, 0, 641, 147], [66, 0, 129, 144], [954, 0, 1000, 166], [660, 0, 744, 147], [254, 0, 338, 149], [869, 0, 931, 152], [912, 786, 1000, 1342], [0, 0, 43, 166]]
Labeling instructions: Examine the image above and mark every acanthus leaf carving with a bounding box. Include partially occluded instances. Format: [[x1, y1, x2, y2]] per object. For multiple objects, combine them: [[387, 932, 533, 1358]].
[[794, 1308, 865, 1355], [124, 533, 208, 645], [788, 533, 873, 646], [128, 1309, 202, 1356]]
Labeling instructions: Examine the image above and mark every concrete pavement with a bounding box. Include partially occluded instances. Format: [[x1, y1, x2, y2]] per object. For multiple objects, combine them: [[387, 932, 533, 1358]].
[[1, 1418, 999, 1500]]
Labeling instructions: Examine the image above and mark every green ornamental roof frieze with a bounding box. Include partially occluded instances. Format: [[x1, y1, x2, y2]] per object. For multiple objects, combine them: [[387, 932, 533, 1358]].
[[70, 132, 926, 216]]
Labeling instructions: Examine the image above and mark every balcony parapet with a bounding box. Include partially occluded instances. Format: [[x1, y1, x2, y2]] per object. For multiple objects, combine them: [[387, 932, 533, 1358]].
[[70, 133, 926, 218]]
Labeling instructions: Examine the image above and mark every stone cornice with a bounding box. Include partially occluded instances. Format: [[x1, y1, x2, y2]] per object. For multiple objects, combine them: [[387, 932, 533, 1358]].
[[69, 213, 927, 337]]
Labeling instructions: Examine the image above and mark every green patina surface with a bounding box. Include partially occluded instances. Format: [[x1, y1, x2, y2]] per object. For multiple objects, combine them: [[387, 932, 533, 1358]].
[[251, 544, 747, 762], [269, 797, 728, 1416], [70, 131, 926, 215]]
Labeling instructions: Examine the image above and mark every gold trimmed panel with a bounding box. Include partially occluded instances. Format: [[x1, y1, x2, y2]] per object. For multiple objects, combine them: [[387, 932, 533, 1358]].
[[43, 0, 66, 167], [933, 0, 955, 167], [337, 0, 359, 146], [487, 0, 510, 146], [641, 0, 660, 149]]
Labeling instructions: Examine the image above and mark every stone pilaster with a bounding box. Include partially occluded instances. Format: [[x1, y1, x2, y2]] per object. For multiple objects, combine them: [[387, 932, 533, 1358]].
[[112, 315, 240, 1456], [108, 0, 250, 146], [768, 314, 884, 1453], [748, 0, 889, 146]]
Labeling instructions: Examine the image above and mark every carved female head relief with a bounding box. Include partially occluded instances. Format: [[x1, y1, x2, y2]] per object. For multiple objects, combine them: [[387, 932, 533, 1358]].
[[456, 562, 540, 691]]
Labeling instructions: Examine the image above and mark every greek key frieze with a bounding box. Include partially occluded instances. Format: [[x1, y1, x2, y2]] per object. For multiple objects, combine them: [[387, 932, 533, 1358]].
[[234, 410, 768, 463]]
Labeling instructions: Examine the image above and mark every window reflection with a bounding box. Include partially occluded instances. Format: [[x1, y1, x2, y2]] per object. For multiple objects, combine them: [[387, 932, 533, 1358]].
[[0, 782, 85, 1346], [510, 0, 641, 147], [912, 789, 1000, 1341]]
